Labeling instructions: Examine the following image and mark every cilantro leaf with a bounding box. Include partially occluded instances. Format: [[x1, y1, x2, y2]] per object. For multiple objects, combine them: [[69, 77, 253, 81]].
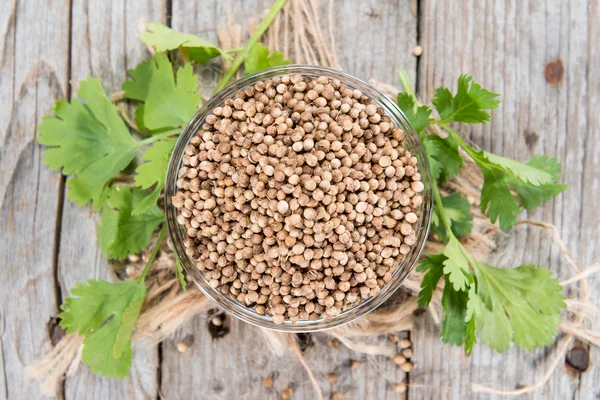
[[470, 151, 563, 230], [140, 23, 227, 64], [416, 253, 446, 307], [421, 135, 443, 179], [422, 134, 463, 182], [464, 316, 477, 355], [432, 75, 500, 124], [466, 287, 511, 352], [59, 279, 147, 378], [468, 263, 565, 352], [481, 152, 554, 186], [441, 275, 469, 345], [442, 237, 472, 291], [510, 155, 567, 209], [175, 254, 187, 292], [396, 93, 432, 133], [38, 78, 140, 209], [432, 192, 473, 242], [122, 54, 201, 131], [526, 154, 563, 180], [98, 187, 164, 260], [512, 183, 568, 210], [440, 193, 473, 238], [395, 92, 415, 111], [133, 139, 176, 215], [479, 169, 521, 231], [244, 43, 291, 75]]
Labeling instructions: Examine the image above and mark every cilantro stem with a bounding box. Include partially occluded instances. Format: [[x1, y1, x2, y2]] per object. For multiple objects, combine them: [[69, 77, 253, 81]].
[[398, 70, 417, 103], [138, 129, 181, 145], [138, 224, 167, 283], [432, 172, 480, 270], [435, 122, 506, 178], [431, 179, 453, 238], [435, 122, 479, 159], [213, 0, 288, 94]]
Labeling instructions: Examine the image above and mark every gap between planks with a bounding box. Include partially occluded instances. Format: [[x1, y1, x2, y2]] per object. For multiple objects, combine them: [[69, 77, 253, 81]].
[[50, 1, 74, 399]]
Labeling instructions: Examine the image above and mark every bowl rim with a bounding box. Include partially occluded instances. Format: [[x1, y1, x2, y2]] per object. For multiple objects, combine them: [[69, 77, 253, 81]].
[[165, 64, 433, 332]]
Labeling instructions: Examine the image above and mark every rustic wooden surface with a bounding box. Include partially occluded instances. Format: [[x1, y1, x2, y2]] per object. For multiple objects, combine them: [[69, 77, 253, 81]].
[[0, 0, 598, 399]]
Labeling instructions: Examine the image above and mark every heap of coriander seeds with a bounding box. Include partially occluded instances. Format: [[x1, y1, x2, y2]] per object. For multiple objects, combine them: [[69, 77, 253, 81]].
[[172, 74, 424, 324]]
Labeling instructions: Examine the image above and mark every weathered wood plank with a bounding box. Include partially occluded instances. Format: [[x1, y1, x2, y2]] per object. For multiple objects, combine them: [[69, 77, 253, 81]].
[[334, 0, 418, 85], [0, 0, 70, 398], [161, 1, 417, 399], [572, 0, 600, 396], [413, 0, 600, 398], [58, 1, 166, 399]]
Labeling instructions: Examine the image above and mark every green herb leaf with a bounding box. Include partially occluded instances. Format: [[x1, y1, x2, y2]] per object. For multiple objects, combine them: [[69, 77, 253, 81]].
[[122, 54, 201, 131], [140, 23, 227, 64], [525, 154, 563, 180], [481, 152, 555, 186], [59, 279, 147, 378], [396, 93, 432, 133], [175, 255, 187, 292], [416, 253, 446, 307], [97, 187, 164, 260], [432, 75, 500, 124], [431, 192, 473, 242], [464, 315, 477, 355], [440, 193, 473, 238], [470, 151, 563, 230], [512, 183, 568, 210], [244, 43, 291, 75], [421, 135, 442, 179], [133, 139, 176, 215], [442, 236, 472, 291], [479, 169, 521, 231], [38, 78, 139, 209], [422, 134, 463, 182], [468, 263, 565, 352], [509, 155, 567, 209], [441, 275, 469, 345]]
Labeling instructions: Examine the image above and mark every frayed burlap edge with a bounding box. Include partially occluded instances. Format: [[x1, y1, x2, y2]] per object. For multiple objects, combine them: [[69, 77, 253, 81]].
[[28, 2, 599, 398]]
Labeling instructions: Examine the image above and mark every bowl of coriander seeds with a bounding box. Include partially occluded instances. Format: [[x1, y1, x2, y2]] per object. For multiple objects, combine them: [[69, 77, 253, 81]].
[[165, 65, 432, 332]]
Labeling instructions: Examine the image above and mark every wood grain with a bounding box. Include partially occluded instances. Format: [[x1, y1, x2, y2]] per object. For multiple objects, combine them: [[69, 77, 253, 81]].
[[413, 0, 600, 398], [57, 1, 166, 399], [0, 0, 70, 398], [161, 1, 416, 399]]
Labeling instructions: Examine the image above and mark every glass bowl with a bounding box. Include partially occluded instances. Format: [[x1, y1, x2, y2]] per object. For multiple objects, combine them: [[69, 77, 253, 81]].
[[165, 65, 432, 332]]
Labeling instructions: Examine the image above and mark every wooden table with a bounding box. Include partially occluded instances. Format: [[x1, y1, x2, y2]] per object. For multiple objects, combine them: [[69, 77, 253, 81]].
[[1, 0, 598, 398]]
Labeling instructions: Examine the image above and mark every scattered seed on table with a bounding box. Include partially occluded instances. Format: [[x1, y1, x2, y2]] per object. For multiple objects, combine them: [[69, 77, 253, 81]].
[[351, 360, 361, 369], [399, 338, 411, 349], [401, 361, 413, 373], [281, 387, 293, 399], [176, 341, 188, 353], [402, 348, 413, 359], [263, 374, 274, 388], [395, 382, 407, 393], [328, 372, 338, 384], [331, 392, 343, 400], [173, 74, 424, 324], [394, 354, 406, 365]]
